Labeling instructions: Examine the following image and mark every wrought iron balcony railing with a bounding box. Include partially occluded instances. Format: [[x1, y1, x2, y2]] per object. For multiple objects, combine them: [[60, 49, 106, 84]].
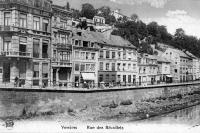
[[1, 51, 32, 58]]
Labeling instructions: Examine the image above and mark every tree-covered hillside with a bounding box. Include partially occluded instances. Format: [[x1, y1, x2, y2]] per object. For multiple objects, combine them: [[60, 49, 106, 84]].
[[70, 3, 200, 57]]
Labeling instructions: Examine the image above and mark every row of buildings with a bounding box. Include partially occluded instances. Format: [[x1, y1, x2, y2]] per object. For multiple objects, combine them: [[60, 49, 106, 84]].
[[0, 0, 199, 88]]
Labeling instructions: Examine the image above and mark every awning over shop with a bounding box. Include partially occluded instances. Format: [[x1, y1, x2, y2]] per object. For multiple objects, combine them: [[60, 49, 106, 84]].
[[81, 73, 95, 81], [166, 75, 173, 78]]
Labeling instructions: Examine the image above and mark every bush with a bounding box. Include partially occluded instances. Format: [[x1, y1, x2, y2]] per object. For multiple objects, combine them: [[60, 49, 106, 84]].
[[120, 100, 132, 106], [176, 94, 182, 99]]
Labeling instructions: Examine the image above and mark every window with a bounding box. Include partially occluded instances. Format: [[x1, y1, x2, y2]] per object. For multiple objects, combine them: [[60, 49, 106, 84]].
[[112, 63, 115, 71], [123, 50, 126, 59], [106, 51, 110, 59], [75, 63, 80, 71], [128, 53, 132, 60], [61, 36, 66, 44], [60, 20, 66, 28], [91, 53, 95, 60], [128, 64, 131, 70], [60, 51, 70, 61], [91, 64, 95, 71], [75, 51, 79, 59], [3, 37, 11, 51], [53, 50, 57, 60], [80, 52, 85, 60], [83, 41, 88, 47], [143, 67, 146, 73], [100, 62, 103, 70], [133, 64, 136, 71], [106, 74, 109, 81], [128, 75, 131, 83], [99, 75, 103, 82], [42, 63, 48, 78], [80, 64, 85, 71], [106, 63, 109, 71], [42, 41, 48, 58], [118, 52, 121, 59], [4, 12, 11, 26], [86, 64, 90, 71], [19, 61, 26, 79], [86, 52, 89, 60], [33, 17, 40, 30], [33, 39, 40, 58], [123, 75, 126, 82], [175, 69, 178, 73], [100, 50, 104, 58], [112, 52, 115, 59], [90, 43, 94, 48], [117, 63, 120, 71], [123, 63, 126, 71], [33, 63, 39, 78], [42, 19, 49, 32], [117, 75, 121, 82], [75, 40, 79, 46], [19, 37, 27, 55], [19, 14, 27, 28], [34, 0, 41, 7]]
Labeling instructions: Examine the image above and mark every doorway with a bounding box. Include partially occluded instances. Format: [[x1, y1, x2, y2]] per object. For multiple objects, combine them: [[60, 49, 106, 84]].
[[3, 63, 10, 82]]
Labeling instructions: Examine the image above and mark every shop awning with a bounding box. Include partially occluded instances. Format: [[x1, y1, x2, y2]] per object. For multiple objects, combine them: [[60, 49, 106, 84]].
[[81, 73, 95, 80], [166, 75, 173, 78]]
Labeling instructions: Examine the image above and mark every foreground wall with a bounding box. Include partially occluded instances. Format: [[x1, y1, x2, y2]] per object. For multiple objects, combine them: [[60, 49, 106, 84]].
[[0, 84, 199, 118]]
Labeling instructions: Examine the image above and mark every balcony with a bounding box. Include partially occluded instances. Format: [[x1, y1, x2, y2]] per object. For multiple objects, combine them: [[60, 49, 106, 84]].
[[52, 22, 72, 31], [1, 51, 32, 58], [52, 60, 72, 68], [0, 26, 17, 32]]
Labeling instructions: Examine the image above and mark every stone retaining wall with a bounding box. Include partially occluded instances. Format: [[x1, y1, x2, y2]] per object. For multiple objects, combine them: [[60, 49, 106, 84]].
[[0, 84, 199, 118]]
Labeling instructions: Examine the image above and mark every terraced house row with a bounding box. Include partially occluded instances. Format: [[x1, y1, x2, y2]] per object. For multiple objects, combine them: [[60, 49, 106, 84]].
[[0, 0, 199, 88]]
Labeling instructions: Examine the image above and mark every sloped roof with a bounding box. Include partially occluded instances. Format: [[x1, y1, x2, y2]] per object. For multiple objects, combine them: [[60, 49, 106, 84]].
[[167, 48, 191, 58], [91, 32, 136, 49], [156, 56, 171, 63], [110, 35, 135, 48], [185, 51, 198, 59], [72, 29, 136, 49]]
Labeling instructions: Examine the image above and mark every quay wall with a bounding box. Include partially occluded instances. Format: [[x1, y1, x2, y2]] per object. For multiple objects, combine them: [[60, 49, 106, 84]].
[[0, 84, 199, 118]]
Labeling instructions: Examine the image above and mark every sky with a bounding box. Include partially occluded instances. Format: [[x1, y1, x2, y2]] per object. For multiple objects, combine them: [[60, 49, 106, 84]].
[[53, 0, 200, 38]]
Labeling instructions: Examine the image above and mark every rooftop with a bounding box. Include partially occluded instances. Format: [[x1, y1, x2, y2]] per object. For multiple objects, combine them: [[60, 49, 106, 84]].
[[166, 48, 192, 59], [72, 29, 136, 49]]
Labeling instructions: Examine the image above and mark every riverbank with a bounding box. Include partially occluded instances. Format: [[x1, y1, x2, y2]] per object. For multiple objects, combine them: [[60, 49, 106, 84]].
[[2, 89, 200, 123]]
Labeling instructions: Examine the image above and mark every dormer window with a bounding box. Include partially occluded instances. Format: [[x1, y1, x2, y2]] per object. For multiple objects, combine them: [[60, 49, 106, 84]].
[[77, 32, 82, 36], [90, 42, 94, 48], [75, 40, 79, 46], [83, 41, 88, 47]]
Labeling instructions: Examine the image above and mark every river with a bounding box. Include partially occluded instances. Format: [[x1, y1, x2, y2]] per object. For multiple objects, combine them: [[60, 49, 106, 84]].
[[140, 104, 200, 126]]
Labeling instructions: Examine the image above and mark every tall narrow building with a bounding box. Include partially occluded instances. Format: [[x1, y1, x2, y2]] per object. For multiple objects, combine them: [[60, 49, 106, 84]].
[[0, 0, 52, 87], [51, 4, 73, 87]]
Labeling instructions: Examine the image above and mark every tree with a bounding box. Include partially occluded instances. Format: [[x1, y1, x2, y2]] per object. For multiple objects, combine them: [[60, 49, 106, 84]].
[[174, 28, 185, 39], [97, 6, 111, 17], [131, 14, 139, 22], [81, 3, 96, 19], [158, 25, 172, 44], [97, 6, 116, 24], [137, 21, 148, 40], [66, 2, 70, 10], [71, 9, 80, 19], [76, 20, 87, 30]]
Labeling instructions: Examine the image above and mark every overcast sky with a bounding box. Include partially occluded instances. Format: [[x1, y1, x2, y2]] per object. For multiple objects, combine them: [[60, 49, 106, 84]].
[[53, 0, 200, 38]]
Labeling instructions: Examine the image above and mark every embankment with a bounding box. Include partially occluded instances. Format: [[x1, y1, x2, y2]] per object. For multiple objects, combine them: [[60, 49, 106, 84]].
[[0, 83, 200, 122]]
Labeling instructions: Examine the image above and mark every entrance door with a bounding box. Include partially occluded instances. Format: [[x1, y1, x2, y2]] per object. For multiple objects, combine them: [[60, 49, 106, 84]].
[[3, 63, 10, 82], [53, 69, 56, 85]]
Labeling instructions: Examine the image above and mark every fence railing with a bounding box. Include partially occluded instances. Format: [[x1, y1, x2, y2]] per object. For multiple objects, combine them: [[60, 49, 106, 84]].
[[1, 51, 31, 58], [0, 78, 199, 90]]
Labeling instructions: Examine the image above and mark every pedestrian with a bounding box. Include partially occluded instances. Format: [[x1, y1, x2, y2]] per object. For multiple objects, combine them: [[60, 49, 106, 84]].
[[14, 76, 19, 87]]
